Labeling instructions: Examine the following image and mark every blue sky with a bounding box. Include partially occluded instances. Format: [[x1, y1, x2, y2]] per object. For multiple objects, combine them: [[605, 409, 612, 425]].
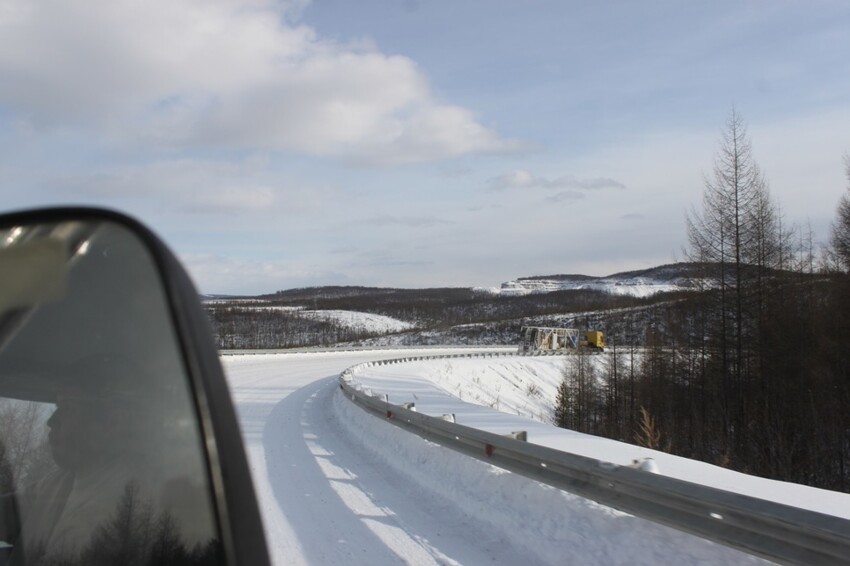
[[2, 0, 849, 294]]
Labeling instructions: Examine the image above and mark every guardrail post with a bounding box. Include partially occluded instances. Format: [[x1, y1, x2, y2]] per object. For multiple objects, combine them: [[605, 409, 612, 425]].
[[628, 458, 660, 473]]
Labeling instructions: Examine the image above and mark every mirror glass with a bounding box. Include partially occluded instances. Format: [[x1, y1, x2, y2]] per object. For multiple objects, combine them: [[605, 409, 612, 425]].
[[0, 217, 221, 565]]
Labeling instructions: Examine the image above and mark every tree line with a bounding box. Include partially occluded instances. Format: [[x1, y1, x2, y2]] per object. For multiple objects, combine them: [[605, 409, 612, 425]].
[[207, 307, 381, 349], [556, 110, 850, 492], [208, 287, 662, 349]]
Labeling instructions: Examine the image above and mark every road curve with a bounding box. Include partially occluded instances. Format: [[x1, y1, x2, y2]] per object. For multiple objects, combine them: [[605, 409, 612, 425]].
[[223, 349, 535, 566]]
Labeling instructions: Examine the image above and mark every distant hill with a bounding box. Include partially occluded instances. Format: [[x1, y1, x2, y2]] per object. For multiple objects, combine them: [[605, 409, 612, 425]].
[[495, 263, 713, 298], [203, 262, 714, 349]]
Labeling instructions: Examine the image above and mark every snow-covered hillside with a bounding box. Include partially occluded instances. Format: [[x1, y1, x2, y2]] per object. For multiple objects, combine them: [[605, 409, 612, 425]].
[[402, 355, 571, 423], [301, 309, 414, 333], [496, 277, 687, 297], [493, 265, 712, 298], [208, 301, 414, 334]]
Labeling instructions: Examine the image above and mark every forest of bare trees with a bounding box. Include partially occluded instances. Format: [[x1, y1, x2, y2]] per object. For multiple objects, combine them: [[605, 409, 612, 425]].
[[208, 306, 379, 349], [555, 111, 850, 492]]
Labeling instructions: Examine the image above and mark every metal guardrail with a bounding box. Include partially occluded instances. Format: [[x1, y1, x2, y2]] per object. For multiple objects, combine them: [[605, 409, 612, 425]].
[[219, 344, 517, 356], [339, 355, 850, 566]]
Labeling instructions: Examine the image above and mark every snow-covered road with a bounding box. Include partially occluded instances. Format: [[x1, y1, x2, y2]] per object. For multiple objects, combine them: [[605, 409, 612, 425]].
[[222, 349, 848, 565], [224, 349, 536, 565]]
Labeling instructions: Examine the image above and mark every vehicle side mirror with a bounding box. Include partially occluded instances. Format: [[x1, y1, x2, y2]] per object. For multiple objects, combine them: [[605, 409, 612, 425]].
[[0, 208, 269, 565]]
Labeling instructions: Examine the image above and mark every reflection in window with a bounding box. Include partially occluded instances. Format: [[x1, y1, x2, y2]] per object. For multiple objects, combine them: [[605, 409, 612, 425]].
[[27, 482, 221, 566], [0, 363, 222, 565]]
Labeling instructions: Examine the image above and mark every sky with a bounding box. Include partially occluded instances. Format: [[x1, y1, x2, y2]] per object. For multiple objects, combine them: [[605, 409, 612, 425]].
[[1, 0, 849, 295]]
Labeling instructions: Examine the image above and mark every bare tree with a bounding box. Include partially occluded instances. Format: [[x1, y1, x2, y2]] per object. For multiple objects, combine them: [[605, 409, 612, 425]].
[[829, 155, 850, 272], [686, 109, 776, 454]]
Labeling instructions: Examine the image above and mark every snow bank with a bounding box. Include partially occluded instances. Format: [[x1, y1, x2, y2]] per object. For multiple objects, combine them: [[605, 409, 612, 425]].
[[332, 387, 765, 565], [345, 355, 850, 520], [224, 349, 848, 565]]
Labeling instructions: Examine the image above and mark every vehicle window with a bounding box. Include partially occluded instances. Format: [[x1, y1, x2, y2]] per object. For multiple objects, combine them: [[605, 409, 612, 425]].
[[0, 219, 221, 565]]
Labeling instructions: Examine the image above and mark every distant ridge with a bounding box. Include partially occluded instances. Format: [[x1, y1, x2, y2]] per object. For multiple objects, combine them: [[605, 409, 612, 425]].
[[500, 262, 710, 298], [518, 262, 710, 282]]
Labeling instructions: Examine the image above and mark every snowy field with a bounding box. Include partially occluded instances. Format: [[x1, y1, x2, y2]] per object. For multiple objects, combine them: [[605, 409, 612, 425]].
[[222, 349, 850, 565], [301, 309, 415, 333], [209, 304, 415, 334]]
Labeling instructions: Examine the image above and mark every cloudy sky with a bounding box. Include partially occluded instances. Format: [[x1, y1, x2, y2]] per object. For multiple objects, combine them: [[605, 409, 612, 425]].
[[2, 0, 849, 294]]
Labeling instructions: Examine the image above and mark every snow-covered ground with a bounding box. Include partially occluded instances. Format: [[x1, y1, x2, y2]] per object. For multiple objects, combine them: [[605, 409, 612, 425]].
[[209, 303, 414, 334], [493, 276, 706, 298], [223, 349, 850, 565], [380, 355, 569, 423], [225, 348, 538, 565], [348, 356, 850, 519], [202, 297, 270, 304], [301, 309, 415, 333]]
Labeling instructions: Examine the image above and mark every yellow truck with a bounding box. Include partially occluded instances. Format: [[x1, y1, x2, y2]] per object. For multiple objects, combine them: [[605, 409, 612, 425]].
[[584, 330, 605, 350]]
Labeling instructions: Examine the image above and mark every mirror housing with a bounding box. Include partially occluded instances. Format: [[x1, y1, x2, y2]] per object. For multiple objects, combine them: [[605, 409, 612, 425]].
[[0, 207, 269, 565]]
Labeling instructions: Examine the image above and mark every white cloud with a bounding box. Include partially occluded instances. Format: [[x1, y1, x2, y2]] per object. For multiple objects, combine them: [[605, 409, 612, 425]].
[[489, 169, 535, 189], [0, 0, 522, 164], [366, 215, 452, 228], [48, 157, 337, 216], [181, 186, 276, 214], [181, 252, 350, 295], [546, 190, 585, 203], [488, 169, 627, 191]]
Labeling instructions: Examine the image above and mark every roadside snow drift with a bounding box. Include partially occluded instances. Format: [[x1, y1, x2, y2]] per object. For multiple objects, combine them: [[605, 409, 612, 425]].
[[346, 355, 850, 521], [223, 349, 846, 565]]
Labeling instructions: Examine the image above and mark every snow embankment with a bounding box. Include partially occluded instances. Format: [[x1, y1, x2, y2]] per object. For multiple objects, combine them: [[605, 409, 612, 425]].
[[332, 380, 765, 565], [341, 355, 850, 521]]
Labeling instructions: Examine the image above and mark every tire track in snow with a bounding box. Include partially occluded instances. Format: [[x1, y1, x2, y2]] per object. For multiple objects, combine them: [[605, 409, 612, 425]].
[[226, 351, 533, 565]]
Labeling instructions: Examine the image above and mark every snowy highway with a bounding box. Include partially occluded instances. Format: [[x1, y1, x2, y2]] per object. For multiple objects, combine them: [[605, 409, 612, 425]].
[[222, 349, 849, 565], [224, 348, 535, 566]]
